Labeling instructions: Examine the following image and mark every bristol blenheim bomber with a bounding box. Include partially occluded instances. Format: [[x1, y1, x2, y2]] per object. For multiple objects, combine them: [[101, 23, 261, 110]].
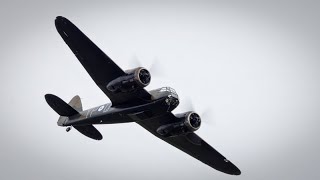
[[45, 16, 241, 175]]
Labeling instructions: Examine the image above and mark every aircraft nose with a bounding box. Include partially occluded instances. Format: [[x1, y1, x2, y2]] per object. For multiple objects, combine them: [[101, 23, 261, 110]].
[[165, 96, 179, 107]]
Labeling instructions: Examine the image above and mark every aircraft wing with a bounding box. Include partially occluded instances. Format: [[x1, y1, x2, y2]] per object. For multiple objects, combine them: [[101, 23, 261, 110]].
[[55, 16, 150, 106], [137, 113, 241, 175]]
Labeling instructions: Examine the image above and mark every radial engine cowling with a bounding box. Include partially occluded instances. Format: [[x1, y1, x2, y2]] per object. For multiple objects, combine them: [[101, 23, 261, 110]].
[[107, 67, 151, 93], [156, 112, 201, 137]]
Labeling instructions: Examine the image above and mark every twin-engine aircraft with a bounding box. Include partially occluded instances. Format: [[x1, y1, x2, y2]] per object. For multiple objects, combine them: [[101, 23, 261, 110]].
[[45, 16, 241, 175]]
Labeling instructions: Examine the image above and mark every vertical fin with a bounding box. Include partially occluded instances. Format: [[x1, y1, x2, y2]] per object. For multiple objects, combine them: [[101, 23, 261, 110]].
[[68, 95, 83, 111]]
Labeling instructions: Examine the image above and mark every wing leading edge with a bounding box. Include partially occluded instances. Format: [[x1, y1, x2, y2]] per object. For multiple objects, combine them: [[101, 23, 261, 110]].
[[137, 113, 241, 175], [55, 16, 150, 106]]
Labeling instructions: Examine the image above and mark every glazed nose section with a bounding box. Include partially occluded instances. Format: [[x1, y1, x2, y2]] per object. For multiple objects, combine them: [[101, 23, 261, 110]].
[[165, 95, 179, 107], [171, 96, 179, 107]]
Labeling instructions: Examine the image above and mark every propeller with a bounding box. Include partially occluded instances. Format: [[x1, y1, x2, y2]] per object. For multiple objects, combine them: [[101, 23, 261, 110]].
[[131, 55, 165, 78], [181, 97, 215, 126], [190, 112, 201, 128], [138, 69, 151, 85]]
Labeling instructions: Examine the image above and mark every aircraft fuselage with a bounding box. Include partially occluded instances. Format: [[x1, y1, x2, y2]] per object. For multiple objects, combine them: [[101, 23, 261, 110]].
[[62, 88, 179, 127]]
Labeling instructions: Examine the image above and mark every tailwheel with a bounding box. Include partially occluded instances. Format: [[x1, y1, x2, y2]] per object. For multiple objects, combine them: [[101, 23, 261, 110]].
[[66, 126, 72, 132]]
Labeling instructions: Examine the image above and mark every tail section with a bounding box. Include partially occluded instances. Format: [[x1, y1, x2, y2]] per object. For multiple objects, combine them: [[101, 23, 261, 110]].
[[45, 94, 103, 140], [45, 94, 80, 126], [45, 94, 79, 116]]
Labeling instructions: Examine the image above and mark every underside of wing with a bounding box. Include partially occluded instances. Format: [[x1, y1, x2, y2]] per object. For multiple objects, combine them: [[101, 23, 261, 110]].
[[55, 16, 150, 105], [137, 113, 241, 175]]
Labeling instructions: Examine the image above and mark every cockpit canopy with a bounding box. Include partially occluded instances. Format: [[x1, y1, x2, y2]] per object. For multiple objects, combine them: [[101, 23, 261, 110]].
[[149, 87, 179, 100], [159, 87, 178, 98]]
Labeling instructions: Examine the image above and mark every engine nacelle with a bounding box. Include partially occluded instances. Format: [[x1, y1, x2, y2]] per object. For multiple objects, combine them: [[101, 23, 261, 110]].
[[156, 112, 201, 137], [107, 67, 151, 93]]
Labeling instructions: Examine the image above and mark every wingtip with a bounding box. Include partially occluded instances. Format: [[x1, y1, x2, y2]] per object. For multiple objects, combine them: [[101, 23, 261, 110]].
[[55, 16, 66, 21], [96, 136, 103, 140], [216, 159, 241, 175], [54, 16, 77, 40], [55, 16, 70, 28], [228, 163, 241, 175], [234, 168, 241, 175]]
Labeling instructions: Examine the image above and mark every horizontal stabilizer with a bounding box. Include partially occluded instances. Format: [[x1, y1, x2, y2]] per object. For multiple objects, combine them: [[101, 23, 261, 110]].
[[45, 94, 79, 116], [74, 125, 103, 140]]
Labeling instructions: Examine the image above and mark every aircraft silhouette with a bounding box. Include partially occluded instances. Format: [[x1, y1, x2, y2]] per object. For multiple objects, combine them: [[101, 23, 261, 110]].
[[45, 16, 241, 175]]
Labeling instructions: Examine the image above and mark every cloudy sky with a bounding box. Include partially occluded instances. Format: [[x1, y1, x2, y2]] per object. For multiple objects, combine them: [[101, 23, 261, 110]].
[[1, 0, 320, 179]]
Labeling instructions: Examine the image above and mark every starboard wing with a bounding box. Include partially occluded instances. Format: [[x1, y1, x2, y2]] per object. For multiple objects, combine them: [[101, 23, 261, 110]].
[[55, 16, 150, 106]]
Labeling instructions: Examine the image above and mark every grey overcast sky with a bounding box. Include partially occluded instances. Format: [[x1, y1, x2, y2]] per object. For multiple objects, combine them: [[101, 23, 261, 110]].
[[1, 0, 320, 179]]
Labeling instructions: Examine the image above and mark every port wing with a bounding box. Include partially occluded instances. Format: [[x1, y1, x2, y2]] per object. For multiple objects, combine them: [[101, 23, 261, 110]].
[[137, 113, 241, 175]]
